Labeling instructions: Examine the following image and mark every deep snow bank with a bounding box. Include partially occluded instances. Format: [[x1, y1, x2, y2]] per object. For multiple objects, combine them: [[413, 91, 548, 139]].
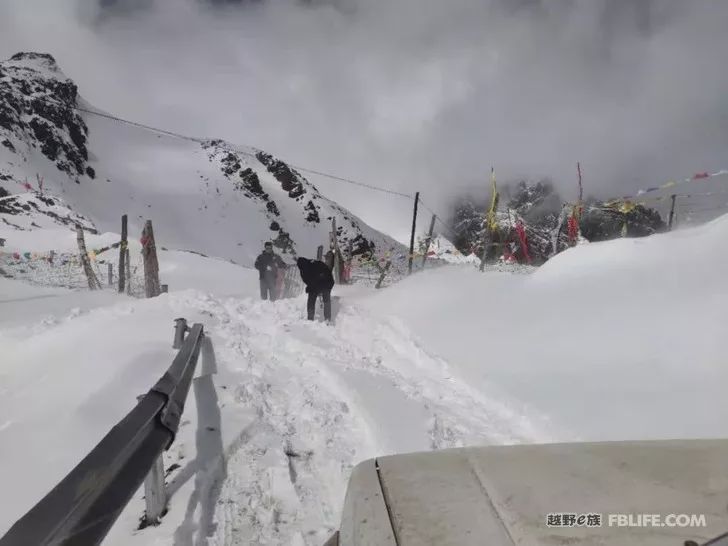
[[361, 217, 728, 441]]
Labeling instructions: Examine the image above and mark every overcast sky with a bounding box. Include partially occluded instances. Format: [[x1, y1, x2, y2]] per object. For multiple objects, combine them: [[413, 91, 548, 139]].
[[1, 0, 727, 240]]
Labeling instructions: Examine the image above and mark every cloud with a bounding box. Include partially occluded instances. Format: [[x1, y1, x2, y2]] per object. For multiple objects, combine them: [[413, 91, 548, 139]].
[[1, 0, 726, 240]]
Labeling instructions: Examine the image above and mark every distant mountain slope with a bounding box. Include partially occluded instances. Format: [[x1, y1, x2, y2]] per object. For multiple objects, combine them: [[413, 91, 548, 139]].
[[0, 52, 403, 265]]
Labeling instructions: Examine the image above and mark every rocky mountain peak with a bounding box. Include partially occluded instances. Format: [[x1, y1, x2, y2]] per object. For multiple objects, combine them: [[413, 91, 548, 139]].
[[7, 52, 61, 72], [0, 52, 92, 182]]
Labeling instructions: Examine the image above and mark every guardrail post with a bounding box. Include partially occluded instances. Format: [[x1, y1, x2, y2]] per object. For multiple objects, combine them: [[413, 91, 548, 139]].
[[173, 318, 189, 349], [136, 395, 168, 526]]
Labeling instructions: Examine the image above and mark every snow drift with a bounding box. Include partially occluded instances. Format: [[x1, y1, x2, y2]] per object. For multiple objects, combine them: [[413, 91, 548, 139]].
[[364, 215, 728, 442]]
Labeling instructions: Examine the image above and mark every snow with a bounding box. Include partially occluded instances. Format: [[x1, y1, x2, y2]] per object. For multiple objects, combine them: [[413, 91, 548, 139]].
[[2, 53, 727, 546], [2, 211, 728, 544], [364, 217, 728, 442], [424, 234, 480, 265], [0, 254, 538, 545]]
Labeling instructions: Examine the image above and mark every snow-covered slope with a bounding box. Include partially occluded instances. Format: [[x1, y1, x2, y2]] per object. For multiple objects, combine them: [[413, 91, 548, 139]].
[[0, 52, 403, 266], [364, 215, 728, 442], [0, 192, 94, 236]]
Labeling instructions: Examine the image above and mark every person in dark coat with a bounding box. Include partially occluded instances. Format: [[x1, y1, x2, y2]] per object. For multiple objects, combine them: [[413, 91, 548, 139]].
[[296, 257, 335, 321], [254, 242, 286, 301]]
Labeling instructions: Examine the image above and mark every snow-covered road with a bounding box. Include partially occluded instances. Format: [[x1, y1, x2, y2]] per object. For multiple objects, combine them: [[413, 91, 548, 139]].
[[141, 290, 549, 545], [7, 215, 728, 545], [1, 267, 549, 546]]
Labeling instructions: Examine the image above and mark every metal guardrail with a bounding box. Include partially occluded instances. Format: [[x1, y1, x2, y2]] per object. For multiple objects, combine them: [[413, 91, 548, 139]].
[[0, 319, 205, 546]]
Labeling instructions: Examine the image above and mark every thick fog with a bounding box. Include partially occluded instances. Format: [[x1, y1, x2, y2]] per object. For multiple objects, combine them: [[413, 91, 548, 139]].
[[1, 0, 726, 239]]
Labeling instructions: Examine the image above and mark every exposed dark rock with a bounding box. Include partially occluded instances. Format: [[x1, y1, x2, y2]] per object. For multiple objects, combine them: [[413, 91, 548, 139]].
[[29, 118, 58, 159], [348, 233, 375, 256], [581, 204, 665, 241], [266, 200, 280, 216], [304, 200, 320, 223], [36, 195, 56, 206], [256, 151, 306, 199], [221, 152, 242, 176], [9, 52, 58, 66], [272, 229, 296, 254], [238, 168, 265, 197]]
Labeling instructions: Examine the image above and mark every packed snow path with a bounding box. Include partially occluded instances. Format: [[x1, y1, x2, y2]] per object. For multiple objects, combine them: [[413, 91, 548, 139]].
[[163, 292, 549, 545]]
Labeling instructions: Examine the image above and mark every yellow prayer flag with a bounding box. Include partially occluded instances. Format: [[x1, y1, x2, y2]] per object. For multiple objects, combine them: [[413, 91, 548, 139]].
[[486, 167, 499, 231]]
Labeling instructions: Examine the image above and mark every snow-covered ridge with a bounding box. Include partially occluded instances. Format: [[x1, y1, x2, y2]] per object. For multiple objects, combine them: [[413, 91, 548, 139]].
[[0, 52, 404, 267], [0, 192, 95, 233]]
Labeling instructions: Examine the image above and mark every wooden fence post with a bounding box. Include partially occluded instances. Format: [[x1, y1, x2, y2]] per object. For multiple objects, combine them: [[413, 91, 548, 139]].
[[421, 214, 436, 269], [107, 262, 113, 287], [345, 241, 354, 284], [141, 220, 161, 298], [76, 225, 101, 290], [125, 247, 132, 296], [118, 215, 127, 293], [331, 218, 341, 284], [375, 259, 391, 289]]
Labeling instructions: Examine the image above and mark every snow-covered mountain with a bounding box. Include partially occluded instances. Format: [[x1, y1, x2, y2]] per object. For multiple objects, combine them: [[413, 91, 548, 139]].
[[0, 52, 403, 266]]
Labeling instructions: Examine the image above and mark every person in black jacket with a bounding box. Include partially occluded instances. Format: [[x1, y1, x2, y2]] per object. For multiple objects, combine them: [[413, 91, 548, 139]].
[[296, 257, 335, 321], [254, 242, 286, 301]]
